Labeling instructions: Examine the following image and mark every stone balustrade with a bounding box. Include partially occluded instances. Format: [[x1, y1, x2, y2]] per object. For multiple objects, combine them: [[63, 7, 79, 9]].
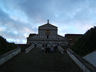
[[25, 44, 34, 53], [0, 48, 21, 66], [67, 48, 96, 72]]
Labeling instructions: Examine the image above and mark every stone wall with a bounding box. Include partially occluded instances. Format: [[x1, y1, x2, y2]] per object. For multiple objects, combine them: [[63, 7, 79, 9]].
[[57, 46, 64, 54], [25, 44, 34, 53], [0, 48, 21, 66], [67, 48, 96, 72]]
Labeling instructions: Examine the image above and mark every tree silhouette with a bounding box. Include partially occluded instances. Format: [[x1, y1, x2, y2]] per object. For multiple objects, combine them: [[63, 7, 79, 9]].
[[71, 26, 96, 56], [0, 36, 17, 55]]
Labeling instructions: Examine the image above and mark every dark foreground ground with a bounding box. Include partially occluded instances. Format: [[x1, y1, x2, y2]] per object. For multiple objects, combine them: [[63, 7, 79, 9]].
[[0, 48, 83, 72]]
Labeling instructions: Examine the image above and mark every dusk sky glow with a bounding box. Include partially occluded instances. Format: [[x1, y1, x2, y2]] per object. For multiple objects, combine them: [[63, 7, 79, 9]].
[[0, 0, 96, 44]]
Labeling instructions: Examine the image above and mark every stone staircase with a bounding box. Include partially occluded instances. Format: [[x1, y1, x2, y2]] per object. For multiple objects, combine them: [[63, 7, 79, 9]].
[[0, 48, 82, 72]]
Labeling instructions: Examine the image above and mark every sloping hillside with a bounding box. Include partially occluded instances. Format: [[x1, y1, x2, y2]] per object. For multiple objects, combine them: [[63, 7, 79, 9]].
[[71, 26, 96, 56], [0, 36, 17, 55]]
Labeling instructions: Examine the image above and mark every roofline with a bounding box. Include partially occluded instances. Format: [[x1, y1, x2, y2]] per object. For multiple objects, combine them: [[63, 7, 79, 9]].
[[39, 23, 57, 28]]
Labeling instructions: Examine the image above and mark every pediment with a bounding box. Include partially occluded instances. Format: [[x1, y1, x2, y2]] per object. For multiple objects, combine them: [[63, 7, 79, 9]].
[[39, 23, 57, 30]]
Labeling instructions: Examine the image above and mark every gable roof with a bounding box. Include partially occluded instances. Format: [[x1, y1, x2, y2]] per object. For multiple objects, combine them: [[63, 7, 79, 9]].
[[39, 23, 57, 30]]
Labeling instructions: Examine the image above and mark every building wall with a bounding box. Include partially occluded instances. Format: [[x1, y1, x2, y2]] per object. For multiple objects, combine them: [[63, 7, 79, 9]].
[[65, 34, 83, 46], [27, 23, 67, 48], [38, 29, 57, 39]]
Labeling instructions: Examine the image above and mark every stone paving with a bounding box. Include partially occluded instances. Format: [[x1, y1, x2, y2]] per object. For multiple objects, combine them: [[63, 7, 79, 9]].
[[0, 48, 83, 72]]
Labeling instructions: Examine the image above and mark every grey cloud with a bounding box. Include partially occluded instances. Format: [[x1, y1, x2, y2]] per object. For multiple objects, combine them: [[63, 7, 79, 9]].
[[0, 8, 36, 43], [0, 0, 96, 43], [2, 0, 95, 23]]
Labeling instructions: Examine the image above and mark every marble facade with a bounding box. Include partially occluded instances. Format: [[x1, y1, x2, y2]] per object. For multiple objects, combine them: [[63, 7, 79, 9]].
[[27, 20, 67, 48]]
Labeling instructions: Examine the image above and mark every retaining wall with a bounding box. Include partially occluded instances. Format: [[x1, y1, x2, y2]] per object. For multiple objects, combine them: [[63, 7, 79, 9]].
[[67, 48, 96, 72], [83, 51, 96, 67], [0, 48, 21, 66], [25, 45, 34, 53]]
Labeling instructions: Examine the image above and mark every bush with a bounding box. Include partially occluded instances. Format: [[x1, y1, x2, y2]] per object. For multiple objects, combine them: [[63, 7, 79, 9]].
[[0, 36, 17, 55]]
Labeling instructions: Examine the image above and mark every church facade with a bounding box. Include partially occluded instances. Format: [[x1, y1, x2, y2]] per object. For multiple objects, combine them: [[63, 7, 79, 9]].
[[27, 20, 67, 48]]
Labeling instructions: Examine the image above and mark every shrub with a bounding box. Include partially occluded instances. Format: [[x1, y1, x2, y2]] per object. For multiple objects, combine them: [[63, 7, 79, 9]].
[[0, 36, 17, 55]]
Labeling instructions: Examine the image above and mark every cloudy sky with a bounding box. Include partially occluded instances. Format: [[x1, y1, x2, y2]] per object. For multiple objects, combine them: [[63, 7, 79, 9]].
[[0, 0, 96, 44]]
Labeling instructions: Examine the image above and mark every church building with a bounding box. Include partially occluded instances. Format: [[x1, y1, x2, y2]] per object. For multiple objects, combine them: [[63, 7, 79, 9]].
[[27, 20, 67, 48]]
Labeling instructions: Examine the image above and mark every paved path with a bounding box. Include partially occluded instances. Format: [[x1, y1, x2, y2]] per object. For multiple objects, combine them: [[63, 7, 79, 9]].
[[0, 48, 83, 72]]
